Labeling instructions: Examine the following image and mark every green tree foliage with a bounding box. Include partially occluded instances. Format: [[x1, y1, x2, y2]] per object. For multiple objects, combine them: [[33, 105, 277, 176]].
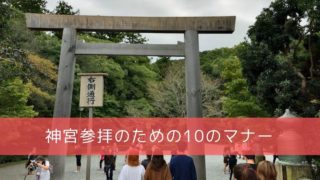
[[53, 0, 79, 39], [27, 33, 61, 64], [0, 7, 33, 48], [10, 0, 47, 13], [89, 32, 126, 43], [221, 56, 268, 117], [54, 0, 79, 15], [0, 45, 57, 117], [124, 32, 147, 44], [72, 33, 157, 117], [87, 32, 147, 44], [198, 48, 269, 117], [152, 57, 171, 80], [124, 98, 153, 117], [237, 42, 301, 115], [0, 46, 32, 81], [149, 61, 223, 117], [0, 6, 57, 117], [241, 0, 320, 116], [0, 1, 11, 37], [26, 54, 56, 116], [0, 78, 38, 117], [200, 48, 236, 78], [73, 54, 157, 117]]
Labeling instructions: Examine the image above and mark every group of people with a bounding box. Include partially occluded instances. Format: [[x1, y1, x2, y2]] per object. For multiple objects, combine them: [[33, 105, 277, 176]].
[[24, 152, 276, 180], [100, 141, 197, 180], [224, 154, 277, 180], [117, 153, 196, 180]]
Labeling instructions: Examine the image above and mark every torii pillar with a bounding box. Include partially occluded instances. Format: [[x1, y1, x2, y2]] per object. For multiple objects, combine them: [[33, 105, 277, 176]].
[[26, 13, 236, 180]]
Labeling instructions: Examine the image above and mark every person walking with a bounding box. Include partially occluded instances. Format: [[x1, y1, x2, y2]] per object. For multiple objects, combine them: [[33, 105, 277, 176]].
[[243, 155, 257, 170], [234, 163, 258, 180], [144, 155, 172, 180], [228, 155, 237, 180], [99, 154, 105, 170], [141, 155, 152, 169], [104, 155, 115, 180], [272, 155, 278, 164], [223, 146, 230, 173], [75, 155, 81, 172], [119, 154, 145, 180], [257, 160, 277, 180], [169, 142, 197, 180]]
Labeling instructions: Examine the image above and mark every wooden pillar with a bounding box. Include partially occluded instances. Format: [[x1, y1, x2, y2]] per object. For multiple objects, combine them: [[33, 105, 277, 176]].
[[50, 28, 77, 180], [184, 30, 206, 180]]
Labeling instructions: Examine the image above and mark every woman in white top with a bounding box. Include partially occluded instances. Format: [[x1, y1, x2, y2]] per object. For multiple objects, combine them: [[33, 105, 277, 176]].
[[35, 156, 50, 180], [119, 154, 145, 180]]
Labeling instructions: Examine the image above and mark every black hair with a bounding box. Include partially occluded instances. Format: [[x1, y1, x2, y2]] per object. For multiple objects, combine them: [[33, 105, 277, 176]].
[[234, 163, 258, 180], [35, 156, 46, 165], [245, 155, 255, 160], [150, 155, 166, 171]]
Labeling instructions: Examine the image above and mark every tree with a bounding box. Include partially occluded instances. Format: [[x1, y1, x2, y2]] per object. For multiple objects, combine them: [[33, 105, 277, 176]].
[[89, 32, 126, 43], [149, 61, 222, 117], [200, 48, 237, 78], [10, 0, 47, 13], [53, 0, 79, 39], [241, 0, 320, 116], [73, 33, 158, 117], [0, 6, 35, 48], [88, 32, 147, 44], [27, 33, 61, 64], [54, 0, 79, 15], [152, 57, 171, 80], [26, 54, 56, 116], [221, 56, 268, 117], [0, 1, 11, 38], [1, 43, 57, 117], [0, 78, 38, 117], [124, 32, 147, 44], [124, 98, 153, 117]]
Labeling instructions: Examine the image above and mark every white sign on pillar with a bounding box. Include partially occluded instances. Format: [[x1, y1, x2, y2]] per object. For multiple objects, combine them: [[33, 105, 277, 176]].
[[79, 73, 106, 107]]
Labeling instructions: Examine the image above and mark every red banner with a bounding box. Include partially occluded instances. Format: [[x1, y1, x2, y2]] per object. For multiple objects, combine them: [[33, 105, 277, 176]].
[[0, 118, 318, 155]]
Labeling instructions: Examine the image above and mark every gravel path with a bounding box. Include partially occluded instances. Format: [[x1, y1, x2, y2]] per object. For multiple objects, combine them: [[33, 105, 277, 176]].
[[0, 155, 255, 180]]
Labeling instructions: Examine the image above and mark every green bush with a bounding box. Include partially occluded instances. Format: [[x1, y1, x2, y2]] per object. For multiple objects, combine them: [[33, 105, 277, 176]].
[[0, 156, 27, 164]]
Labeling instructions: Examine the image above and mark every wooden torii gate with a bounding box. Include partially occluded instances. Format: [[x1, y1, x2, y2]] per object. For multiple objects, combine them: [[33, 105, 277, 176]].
[[26, 13, 235, 180]]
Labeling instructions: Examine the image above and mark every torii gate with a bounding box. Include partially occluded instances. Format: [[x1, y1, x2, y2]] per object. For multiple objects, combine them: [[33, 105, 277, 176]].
[[26, 13, 235, 180]]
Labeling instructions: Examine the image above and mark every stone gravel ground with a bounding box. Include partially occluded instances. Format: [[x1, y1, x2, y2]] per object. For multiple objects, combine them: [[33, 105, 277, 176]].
[[0, 155, 271, 180]]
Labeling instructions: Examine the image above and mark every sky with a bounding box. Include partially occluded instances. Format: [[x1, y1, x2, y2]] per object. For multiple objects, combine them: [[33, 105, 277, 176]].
[[46, 0, 272, 52]]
